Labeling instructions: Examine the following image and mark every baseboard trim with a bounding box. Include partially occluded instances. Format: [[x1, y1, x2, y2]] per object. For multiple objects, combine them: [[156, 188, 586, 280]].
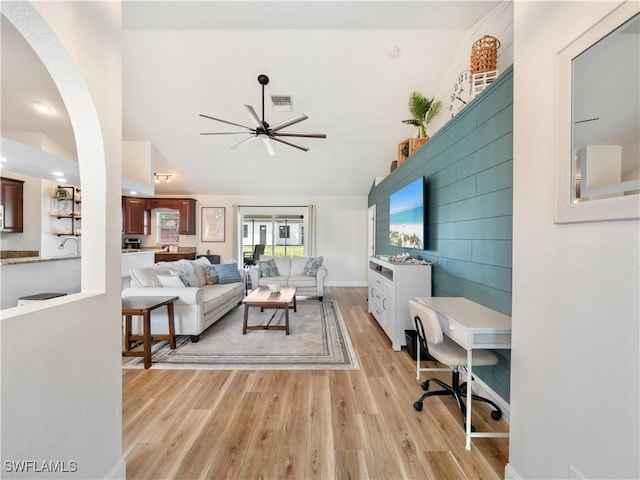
[[325, 280, 368, 287]]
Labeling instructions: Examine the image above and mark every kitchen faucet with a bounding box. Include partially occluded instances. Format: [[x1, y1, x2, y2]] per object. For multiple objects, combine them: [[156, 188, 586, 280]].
[[58, 237, 80, 256]]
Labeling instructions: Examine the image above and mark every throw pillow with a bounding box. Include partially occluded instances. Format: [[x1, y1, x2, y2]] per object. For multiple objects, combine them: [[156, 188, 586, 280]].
[[204, 264, 219, 285], [183, 258, 208, 286], [157, 274, 186, 288], [258, 259, 279, 278], [170, 264, 199, 287], [213, 262, 242, 284], [302, 256, 323, 277]]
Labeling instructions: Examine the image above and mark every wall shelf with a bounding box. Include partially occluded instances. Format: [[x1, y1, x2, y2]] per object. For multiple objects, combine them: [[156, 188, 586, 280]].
[[51, 186, 81, 236]]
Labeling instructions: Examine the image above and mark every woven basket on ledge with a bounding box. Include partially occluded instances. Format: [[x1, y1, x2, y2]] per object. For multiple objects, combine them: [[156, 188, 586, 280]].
[[470, 35, 500, 74]]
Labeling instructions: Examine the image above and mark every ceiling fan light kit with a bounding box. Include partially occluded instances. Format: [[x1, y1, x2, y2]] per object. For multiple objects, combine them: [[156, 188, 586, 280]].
[[199, 74, 326, 156]]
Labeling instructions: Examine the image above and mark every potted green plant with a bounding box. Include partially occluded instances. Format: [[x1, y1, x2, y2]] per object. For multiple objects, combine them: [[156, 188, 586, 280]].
[[402, 91, 442, 140]]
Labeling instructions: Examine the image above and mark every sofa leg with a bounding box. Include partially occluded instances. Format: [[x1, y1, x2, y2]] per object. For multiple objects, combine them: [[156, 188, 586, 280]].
[[318, 296, 323, 301], [190, 335, 200, 343]]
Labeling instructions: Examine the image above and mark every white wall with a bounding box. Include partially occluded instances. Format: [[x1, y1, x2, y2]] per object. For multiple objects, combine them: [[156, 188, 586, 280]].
[[432, 1, 514, 134], [0, 2, 125, 478], [0, 258, 81, 310], [3, 131, 76, 160], [508, 1, 639, 479]]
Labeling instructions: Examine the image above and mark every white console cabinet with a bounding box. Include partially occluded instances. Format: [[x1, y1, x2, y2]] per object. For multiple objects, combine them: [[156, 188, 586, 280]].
[[368, 257, 432, 350]]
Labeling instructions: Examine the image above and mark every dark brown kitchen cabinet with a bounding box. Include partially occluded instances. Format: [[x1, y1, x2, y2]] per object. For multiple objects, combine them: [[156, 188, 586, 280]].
[[1, 177, 24, 232], [123, 197, 197, 235], [154, 251, 197, 263], [122, 196, 149, 234], [176, 199, 196, 235], [145, 198, 196, 235]]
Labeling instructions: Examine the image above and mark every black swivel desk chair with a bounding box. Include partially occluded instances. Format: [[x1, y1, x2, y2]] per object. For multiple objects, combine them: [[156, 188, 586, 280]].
[[243, 244, 265, 267]]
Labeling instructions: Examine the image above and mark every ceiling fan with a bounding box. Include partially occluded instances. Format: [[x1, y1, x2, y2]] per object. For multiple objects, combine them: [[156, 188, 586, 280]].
[[199, 74, 326, 156]]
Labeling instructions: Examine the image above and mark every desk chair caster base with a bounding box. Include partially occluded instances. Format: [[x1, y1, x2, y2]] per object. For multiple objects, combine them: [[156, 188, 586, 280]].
[[414, 373, 502, 430]]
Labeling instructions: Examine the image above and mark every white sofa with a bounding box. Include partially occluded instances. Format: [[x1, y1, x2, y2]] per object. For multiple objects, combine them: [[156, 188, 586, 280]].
[[121, 257, 245, 342], [248, 255, 327, 300]]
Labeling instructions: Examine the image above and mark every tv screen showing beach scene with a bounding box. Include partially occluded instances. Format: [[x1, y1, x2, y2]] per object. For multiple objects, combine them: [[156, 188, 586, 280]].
[[389, 177, 425, 249]]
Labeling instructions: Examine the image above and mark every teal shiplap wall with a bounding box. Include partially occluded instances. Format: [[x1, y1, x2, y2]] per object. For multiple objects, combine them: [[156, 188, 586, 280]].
[[368, 66, 513, 402]]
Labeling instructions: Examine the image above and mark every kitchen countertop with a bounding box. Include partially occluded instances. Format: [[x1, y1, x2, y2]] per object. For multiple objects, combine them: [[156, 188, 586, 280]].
[[121, 248, 163, 255], [1, 249, 165, 265], [154, 247, 197, 254], [0, 255, 81, 266]]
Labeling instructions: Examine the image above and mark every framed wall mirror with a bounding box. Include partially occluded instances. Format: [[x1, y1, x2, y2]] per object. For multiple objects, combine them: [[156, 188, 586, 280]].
[[555, 1, 639, 223]]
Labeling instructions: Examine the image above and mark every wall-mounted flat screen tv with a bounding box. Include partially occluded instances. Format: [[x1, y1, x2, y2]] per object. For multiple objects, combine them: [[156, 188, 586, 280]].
[[389, 176, 425, 249]]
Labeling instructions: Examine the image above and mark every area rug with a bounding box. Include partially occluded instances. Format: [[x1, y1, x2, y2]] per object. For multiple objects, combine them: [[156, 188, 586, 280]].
[[122, 300, 359, 370]]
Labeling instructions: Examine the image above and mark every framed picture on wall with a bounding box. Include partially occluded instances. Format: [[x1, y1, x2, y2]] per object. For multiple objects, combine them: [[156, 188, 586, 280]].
[[201, 207, 225, 242]]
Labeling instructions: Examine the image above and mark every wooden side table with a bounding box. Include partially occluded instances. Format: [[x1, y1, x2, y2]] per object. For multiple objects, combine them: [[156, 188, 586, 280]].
[[122, 295, 179, 369]]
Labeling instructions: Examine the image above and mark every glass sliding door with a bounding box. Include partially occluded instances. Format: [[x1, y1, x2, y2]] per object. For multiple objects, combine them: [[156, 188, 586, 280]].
[[237, 205, 314, 262], [274, 216, 304, 256]]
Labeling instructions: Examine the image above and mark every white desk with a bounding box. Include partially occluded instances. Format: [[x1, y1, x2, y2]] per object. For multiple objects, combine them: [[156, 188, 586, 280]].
[[416, 296, 512, 450]]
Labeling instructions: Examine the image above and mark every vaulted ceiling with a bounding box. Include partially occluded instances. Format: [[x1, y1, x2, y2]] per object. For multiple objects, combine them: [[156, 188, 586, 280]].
[[1, 1, 501, 196]]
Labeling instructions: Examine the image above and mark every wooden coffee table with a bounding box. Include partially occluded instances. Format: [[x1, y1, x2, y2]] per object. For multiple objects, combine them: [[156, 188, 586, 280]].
[[242, 286, 297, 335]]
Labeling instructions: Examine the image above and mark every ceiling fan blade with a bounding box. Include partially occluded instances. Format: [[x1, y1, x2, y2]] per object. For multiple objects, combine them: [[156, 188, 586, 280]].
[[244, 104, 263, 129], [271, 136, 309, 152], [274, 132, 327, 139], [230, 135, 257, 150], [269, 114, 308, 133], [199, 113, 253, 130], [260, 136, 275, 156], [200, 131, 256, 135]]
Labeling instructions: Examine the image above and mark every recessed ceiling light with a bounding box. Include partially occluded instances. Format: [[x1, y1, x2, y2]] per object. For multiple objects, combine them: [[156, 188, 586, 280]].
[[33, 101, 53, 114], [52, 171, 64, 177], [130, 191, 138, 195], [58, 178, 67, 183]]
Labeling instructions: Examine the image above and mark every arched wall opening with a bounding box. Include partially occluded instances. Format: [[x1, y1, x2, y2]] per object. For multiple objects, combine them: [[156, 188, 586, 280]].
[[0, 3, 124, 477]]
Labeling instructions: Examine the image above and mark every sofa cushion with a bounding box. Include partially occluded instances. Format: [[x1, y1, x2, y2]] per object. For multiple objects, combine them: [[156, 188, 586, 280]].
[[202, 283, 244, 314], [302, 256, 323, 276], [257, 276, 288, 287], [290, 256, 308, 275], [213, 262, 242, 284], [157, 274, 186, 288], [258, 259, 279, 277], [203, 264, 219, 285], [260, 256, 292, 277], [130, 264, 171, 287], [288, 274, 318, 288]]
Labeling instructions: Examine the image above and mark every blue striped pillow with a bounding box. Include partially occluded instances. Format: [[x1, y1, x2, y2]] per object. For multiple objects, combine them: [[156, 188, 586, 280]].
[[212, 262, 242, 284]]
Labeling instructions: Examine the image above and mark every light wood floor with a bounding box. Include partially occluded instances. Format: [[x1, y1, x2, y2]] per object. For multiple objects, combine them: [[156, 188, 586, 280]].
[[123, 287, 509, 479]]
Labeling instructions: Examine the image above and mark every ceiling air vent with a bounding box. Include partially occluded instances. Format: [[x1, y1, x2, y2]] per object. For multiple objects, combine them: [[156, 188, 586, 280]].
[[271, 95, 293, 112]]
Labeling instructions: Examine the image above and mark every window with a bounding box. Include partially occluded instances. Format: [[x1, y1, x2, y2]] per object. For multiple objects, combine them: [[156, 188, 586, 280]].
[[237, 205, 314, 260], [156, 210, 179, 245]]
